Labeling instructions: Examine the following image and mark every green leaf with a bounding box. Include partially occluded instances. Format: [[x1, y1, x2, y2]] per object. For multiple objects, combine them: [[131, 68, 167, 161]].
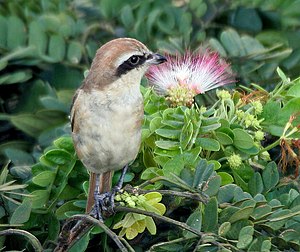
[[218, 184, 238, 203], [277, 67, 289, 83], [30, 190, 49, 209], [67, 41, 82, 64], [208, 160, 221, 170], [121, 5, 134, 28], [215, 131, 233, 145], [262, 162, 279, 193], [200, 123, 221, 133], [183, 208, 202, 238], [145, 216, 156, 235], [47, 213, 60, 240], [279, 98, 300, 126], [204, 175, 221, 196], [69, 232, 90, 252], [161, 119, 184, 128], [7, 16, 26, 50], [228, 206, 255, 223], [53, 136, 75, 153], [203, 197, 218, 232], [0, 15, 7, 48], [4, 148, 33, 165], [287, 80, 300, 97], [144, 192, 162, 205], [155, 140, 180, 150], [280, 229, 300, 242], [196, 138, 220, 151], [180, 120, 193, 149], [248, 172, 264, 196], [155, 128, 181, 139], [237, 225, 254, 249], [43, 149, 72, 165], [232, 128, 254, 149], [126, 226, 139, 240], [32, 170, 55, 187], [220, 29, 246, 57], [48, 35, 65, 62], [230, 7, 262, 33], [55, 200, 81, 220], [150, 117, 162, 132], [10, 114, 50, 137], [218, 172, 234, 185], [251, 205, 272, 220], [218, 222, 231, 237], [0, 59, 7, 71], [163, 154, 184, 176], [0, 70, 32, 85], [141, 167, 163, 180], [28, 20, 47, 55], [10, 200, 32, 224], [182, 146, 201, 166], [193, 159, 213, 187]]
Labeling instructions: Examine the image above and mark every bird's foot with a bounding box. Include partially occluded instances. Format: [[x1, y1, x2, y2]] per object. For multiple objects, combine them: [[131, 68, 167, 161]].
[[105, 164, 129, 212], [91, 191, 111, 221], [91, 165, 129, 220], [91, 189, 119, 220]]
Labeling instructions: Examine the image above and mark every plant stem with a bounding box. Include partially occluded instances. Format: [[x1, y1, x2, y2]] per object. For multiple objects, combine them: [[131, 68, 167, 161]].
[[259, 138, 281, 154], [0, 229, 43, 252], [55, 214, 129, 252], [123, 184, 208, 203]]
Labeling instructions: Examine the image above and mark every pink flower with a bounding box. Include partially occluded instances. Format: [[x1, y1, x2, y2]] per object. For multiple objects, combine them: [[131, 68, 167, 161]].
[[146, 50, 235, 106]]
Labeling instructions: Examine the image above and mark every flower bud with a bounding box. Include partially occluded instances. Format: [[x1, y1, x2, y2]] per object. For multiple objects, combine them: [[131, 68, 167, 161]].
[[228, 154, 242, 169]]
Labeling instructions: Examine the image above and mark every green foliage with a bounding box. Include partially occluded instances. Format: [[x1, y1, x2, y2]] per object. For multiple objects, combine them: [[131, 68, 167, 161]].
[[113, 191, 166, 239], [1, 0, 300, 251]]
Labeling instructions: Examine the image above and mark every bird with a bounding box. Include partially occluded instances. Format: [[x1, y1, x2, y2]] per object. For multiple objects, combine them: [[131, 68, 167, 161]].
[[70, 38, 167, 220]]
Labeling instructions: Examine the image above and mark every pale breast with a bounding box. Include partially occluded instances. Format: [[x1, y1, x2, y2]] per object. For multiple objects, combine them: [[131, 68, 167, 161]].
[[72, 83, 143, 174]]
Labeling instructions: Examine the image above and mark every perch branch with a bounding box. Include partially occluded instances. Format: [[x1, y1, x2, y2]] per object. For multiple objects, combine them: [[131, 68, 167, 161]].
[[54, 214, 129, 252], [123, 184, 208, 204]]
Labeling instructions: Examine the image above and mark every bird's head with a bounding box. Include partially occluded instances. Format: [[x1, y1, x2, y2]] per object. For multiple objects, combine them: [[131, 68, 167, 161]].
[[83, 38, 167, 90]]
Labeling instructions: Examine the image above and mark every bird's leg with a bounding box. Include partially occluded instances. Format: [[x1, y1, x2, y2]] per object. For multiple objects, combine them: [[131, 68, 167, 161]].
[[91, 166, 128, 218], [107, 164, 129, 211], [90, 174, 109, 221]]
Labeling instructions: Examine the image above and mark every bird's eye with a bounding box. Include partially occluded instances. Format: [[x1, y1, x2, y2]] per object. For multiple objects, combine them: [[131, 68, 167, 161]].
[[129, 55, 140, 65]]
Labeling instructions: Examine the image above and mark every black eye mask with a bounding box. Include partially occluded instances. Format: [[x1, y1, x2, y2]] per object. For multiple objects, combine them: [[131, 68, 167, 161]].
[[116, 55, 147, 77]]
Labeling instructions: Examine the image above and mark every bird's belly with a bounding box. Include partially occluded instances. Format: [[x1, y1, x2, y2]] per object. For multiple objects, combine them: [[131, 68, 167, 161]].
[[73, 93, 143, 173]]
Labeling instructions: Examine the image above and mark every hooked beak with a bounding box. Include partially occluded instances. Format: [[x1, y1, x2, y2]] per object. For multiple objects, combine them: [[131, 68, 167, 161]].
[[147, 53, 167, 65]]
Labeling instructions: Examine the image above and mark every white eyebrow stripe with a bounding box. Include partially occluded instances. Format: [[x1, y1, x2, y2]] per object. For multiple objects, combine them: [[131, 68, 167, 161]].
[[115, 52, 145, 68]]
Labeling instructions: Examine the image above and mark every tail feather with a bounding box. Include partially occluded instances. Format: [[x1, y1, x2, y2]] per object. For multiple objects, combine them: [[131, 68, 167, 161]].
[[86, 171, 113, 213]]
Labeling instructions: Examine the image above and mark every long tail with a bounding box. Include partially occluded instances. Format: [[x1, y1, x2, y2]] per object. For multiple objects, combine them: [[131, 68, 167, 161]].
[[86, 171, 113, 213]]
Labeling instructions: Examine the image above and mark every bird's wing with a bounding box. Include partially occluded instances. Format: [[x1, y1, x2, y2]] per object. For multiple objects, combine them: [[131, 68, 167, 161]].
[[70, 89, 81, 132]]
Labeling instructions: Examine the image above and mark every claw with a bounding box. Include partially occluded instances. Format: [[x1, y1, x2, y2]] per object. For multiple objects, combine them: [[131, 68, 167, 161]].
[[91, 165, 129, 220]]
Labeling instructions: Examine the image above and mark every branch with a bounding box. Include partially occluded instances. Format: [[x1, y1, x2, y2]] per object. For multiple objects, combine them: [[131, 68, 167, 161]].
[[0, 229, 43, 252], [54, 214, 130, 252], [123, 184, 208, 204]]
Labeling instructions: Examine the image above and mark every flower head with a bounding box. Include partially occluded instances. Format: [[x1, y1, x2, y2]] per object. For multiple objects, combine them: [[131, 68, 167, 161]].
[[228, 153, 242, 169], [146, 50, 235, 106]]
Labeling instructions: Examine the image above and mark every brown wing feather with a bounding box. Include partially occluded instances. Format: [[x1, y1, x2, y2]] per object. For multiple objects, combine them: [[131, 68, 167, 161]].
[[70, 89, 80, 132]]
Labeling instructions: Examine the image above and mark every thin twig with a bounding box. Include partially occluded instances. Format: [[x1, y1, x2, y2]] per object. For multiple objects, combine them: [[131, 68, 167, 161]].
[[123, 184, 208, 204], [148, 237, 194, 251], [119, 237, 135, 252], [0, 229, 43, 252], [54, 215, 129, 252]]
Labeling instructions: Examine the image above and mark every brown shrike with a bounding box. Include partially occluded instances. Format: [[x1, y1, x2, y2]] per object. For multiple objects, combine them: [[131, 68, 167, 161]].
[[70, 38, 166, 219]]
